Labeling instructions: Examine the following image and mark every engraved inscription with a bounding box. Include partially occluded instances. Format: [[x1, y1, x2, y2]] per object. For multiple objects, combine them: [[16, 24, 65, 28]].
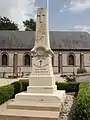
[[33, 64, 49, 68], [33, 63, 49, 73]]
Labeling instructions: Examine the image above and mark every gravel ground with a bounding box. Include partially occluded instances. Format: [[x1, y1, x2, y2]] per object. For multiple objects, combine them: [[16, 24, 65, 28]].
[[59, 93, 76, 120]]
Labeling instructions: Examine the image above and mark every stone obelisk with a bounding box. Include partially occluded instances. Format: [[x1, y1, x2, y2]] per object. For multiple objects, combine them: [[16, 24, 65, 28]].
[[15, 8, 66, 103], [27, 8, 56, 93]]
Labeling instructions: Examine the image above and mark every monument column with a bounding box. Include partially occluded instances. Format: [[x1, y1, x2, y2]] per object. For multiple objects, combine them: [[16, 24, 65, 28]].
[[13, 52, 18, 77], [80, 53, 84, 69], [58, 53, 63, 74], [15, 8, 66, 104], [29, 8, 55, 88]]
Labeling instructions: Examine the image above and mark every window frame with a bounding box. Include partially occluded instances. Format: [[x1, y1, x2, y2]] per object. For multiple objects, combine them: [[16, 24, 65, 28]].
[[23, 53, 31, 67], [1, 52, 9, 67], [67, 53, 75, 66]]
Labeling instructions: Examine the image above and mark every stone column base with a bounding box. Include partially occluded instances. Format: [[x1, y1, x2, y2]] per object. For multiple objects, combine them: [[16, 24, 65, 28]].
[[27, 85, 57, 94], [15, 90, 66, 103]]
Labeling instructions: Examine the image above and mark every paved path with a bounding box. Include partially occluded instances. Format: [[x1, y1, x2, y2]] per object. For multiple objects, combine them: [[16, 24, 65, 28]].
[[0, 78, 19, 87], [55, 75, 66, 82], [76, 76, 90, 83]]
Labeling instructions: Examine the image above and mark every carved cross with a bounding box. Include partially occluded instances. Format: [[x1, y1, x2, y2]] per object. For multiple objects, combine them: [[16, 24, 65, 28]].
[[37, 12, 45, 24], [39, 60, 43, 66]]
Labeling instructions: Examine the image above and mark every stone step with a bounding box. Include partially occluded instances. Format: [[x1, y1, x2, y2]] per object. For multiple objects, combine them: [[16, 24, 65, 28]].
[[15, 91, 66, 103], [0, 109, 60, 120], [7, 101, 61, 111]]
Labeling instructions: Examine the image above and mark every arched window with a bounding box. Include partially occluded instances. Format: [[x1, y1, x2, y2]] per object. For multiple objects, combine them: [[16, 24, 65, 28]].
[[24, 54, 30, 66], [2, 54, 8, 66], [68, 54, 75, 66]]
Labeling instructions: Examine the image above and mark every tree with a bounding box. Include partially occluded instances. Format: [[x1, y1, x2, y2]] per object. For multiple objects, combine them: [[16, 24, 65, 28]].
[[23, 19, 36, 31], [0, 17, 19, 30]]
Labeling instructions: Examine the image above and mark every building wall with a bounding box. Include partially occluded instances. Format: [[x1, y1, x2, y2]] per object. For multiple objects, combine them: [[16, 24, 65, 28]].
[[83, 51, 90, 73], [62, 51, 80, 75], [0, 50, 90, 77], [0, 50, 32, 77]]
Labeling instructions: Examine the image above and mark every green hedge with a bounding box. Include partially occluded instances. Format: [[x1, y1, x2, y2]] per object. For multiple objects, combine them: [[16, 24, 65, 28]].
[[11, 81, 21, 96], [72, 83, 90, 120], [56, 82, 80, 92], [19, 80, 29, 92], [0, 79, 29, 104], [0, 85, 14, 104], [11, 80, 29, 97], [0, 80, 80, 105]]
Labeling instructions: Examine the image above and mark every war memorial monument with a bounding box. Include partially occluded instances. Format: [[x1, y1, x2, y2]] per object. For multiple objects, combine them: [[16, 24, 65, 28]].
[[0, 7, 66, 120]]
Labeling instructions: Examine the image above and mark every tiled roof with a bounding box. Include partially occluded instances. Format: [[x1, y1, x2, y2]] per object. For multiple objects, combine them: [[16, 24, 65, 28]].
[[0, 30, 90, 49]]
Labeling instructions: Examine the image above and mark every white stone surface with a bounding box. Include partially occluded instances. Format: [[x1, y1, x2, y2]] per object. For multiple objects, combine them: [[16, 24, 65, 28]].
[[35, 8, 50, 49], [0, 109, 60, 120], [15, 91, 66, 103], [27, 86, 57, 94], [29, 55, 55, 86], [30, 8, 54, 88]]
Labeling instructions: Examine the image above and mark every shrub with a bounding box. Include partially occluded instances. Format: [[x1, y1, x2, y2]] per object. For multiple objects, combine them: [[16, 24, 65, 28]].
[[11, 79, 29, 97], [11, 81, 21, 97], [77, 68, 87, 74], [72, 83, 90, 120], [19, 80, 29, 92], [56, 82, 80, 92], [0, 85, 14, 104], [0, 79, 29, 104]]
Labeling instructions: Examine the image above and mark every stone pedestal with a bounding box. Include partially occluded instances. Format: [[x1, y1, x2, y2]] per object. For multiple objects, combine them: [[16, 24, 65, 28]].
[[15, 49, 66, 104]]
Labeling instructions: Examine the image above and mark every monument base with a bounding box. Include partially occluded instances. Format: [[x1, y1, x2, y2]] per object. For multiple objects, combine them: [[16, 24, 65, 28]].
[[29, 75, 55, 86], [15, 90, 66, 103], [0, 90, 66, 120]]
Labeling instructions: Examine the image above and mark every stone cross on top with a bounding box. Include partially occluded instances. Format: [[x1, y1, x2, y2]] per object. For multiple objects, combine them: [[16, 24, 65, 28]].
[[36, 0, 49, 23]]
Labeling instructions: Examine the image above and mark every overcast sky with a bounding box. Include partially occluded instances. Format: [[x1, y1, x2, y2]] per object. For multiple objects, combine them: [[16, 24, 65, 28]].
[[0, 0, 90, 31]]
